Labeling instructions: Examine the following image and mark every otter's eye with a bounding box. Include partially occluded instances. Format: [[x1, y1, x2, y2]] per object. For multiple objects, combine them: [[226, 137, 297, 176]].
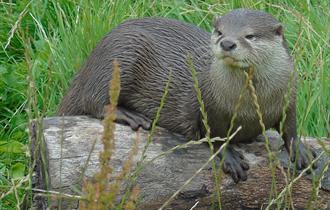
[[245, 34, 256, 40]]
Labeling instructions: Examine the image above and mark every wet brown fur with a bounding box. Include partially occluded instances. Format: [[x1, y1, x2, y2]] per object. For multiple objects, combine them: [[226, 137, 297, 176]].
[[58, 17, 211, 139]]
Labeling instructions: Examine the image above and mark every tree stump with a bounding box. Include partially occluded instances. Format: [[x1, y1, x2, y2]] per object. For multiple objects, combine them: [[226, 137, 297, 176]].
[[30, 116, 330, 209]]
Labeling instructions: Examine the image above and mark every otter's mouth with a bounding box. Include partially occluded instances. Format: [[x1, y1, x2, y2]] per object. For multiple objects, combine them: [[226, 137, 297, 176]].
[[221, 56, 250, 68]]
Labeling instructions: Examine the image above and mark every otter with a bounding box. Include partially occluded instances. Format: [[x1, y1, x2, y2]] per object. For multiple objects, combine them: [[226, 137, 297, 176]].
[[57, 9, 316, 183]]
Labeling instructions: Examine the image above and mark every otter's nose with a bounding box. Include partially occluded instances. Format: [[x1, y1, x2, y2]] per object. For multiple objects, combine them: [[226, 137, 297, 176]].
[[220, 40, 237, 51]]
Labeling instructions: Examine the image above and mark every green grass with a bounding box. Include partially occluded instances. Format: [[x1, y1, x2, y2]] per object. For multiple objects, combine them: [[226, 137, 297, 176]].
[[0, 0, 329, 209]]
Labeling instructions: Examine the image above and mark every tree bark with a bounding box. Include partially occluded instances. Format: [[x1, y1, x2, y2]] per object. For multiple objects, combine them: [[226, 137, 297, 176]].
[[30, 116, 330, 209]]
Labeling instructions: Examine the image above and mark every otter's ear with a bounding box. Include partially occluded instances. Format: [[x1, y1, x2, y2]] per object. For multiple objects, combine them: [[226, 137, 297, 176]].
[[274, 24, 284, 36], [213, 16, 221, 29]]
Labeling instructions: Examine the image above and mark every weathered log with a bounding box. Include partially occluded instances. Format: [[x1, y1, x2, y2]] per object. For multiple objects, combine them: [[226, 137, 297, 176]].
[[30, 116, 330, 209]]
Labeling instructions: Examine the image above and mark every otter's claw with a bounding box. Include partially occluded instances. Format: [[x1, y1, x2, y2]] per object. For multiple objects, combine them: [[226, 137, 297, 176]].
[[221, 146, 249, 183], [290, 141, 317, 171]]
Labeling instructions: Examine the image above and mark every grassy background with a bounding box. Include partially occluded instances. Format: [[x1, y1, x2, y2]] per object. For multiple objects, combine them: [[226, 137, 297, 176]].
[[0, 0, 329, 208]]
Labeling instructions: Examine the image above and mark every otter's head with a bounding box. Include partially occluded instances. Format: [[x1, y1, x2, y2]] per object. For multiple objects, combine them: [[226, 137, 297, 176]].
[[211, 9, 289, 70]]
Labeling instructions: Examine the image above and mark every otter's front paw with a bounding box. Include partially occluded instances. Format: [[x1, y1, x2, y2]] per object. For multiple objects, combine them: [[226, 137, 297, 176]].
[[106, 106, 151, 131], [221, 146, 249, 183], [291, 141, 317, 170]]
